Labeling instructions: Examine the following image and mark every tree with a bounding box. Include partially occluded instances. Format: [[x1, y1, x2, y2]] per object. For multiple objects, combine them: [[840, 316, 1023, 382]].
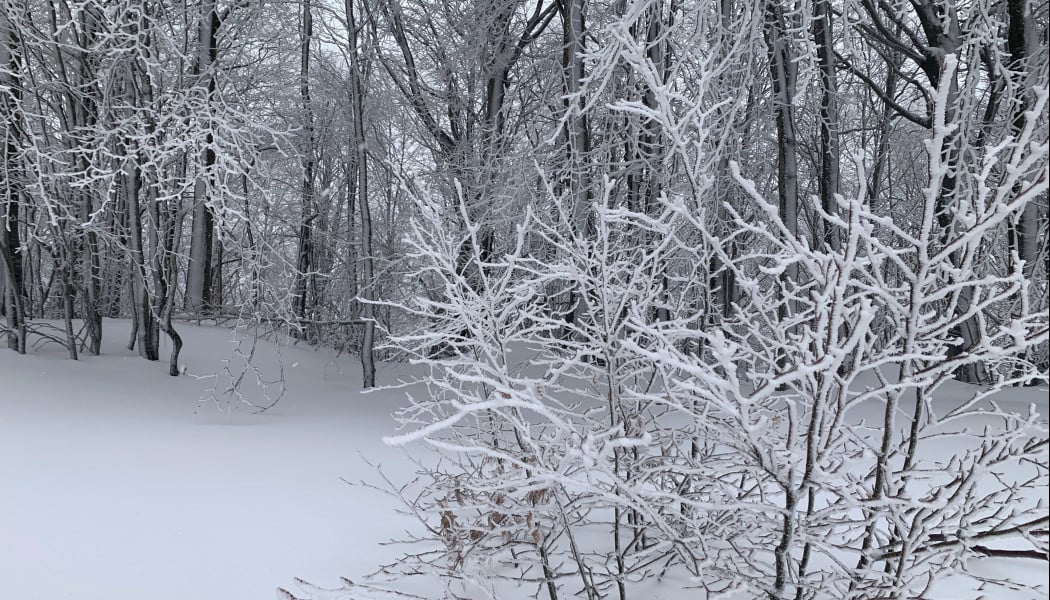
[[344, 0, 376, 387], [186, 0, 221, 315], [374, 55, 1048, 599], [841, 0, 1049, 383], [0, 1, 26, 353]]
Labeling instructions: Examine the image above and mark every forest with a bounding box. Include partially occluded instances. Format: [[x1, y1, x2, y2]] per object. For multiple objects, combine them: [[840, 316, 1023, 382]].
[[0, 0, 1047, 598]]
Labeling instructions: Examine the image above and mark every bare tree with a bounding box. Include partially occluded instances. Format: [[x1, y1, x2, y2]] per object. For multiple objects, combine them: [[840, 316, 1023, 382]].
[[345, 0, 376, 387], [0, 1, 26, 353]]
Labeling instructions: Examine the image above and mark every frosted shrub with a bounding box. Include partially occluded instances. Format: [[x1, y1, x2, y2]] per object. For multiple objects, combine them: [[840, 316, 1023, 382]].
[[366, 62, 1049, 600]]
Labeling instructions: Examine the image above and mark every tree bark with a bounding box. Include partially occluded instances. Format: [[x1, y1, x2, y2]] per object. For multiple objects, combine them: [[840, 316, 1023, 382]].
[[347, 0, 375, 388], [186, 0, 219, 314], [1006, 0, 1039, 277], [0, 7, 25, 353], [764, 1, 799, 242], [75, 7, 102, 355], [812, 0, 839, 250], [764, 0, 800, 387], [126, 160, 158, 361], [294, 0, 316, 325]]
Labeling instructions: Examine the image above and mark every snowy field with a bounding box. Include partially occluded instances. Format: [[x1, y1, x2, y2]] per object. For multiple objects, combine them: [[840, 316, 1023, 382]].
[[1, 320, 1047, 600], [0, 319, 420, 600]]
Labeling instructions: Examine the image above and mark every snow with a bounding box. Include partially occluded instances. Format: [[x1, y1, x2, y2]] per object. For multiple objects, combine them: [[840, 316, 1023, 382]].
[[0, 319, 415, 600], [1, 320, 1046, 599]]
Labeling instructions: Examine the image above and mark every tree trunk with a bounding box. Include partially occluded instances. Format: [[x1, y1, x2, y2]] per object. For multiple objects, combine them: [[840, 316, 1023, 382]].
[[1006, 0, 1038, 276], [294, 0, 316, 324], [76, 8, 102, 355], [0, 237, 25, 354], [156, 175, 184, 376], [764, 1, 799, 241], [765, 0, 800, 387], [560, 0, 591, 330], [126, 161, 158, 361], [60, 263, 78, 361], [1, 9, 26, 353], [812, 0, 839, 250], [186, 0, 219, 314], [1004, 0, 1043, 376], [347, 0, 375, 388]]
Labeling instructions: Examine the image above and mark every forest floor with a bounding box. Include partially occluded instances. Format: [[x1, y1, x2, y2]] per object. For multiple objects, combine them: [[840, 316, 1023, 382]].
[[0, 320, 1046, 599]]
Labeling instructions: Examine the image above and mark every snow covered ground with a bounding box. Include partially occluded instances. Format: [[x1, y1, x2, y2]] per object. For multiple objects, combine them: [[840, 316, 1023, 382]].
[[0, 319, 417, 600], [1, 320, 1046, 599]]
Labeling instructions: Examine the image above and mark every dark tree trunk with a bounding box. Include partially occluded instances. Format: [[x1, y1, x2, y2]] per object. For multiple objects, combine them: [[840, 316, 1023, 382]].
[[186, 0, 220, 314]]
